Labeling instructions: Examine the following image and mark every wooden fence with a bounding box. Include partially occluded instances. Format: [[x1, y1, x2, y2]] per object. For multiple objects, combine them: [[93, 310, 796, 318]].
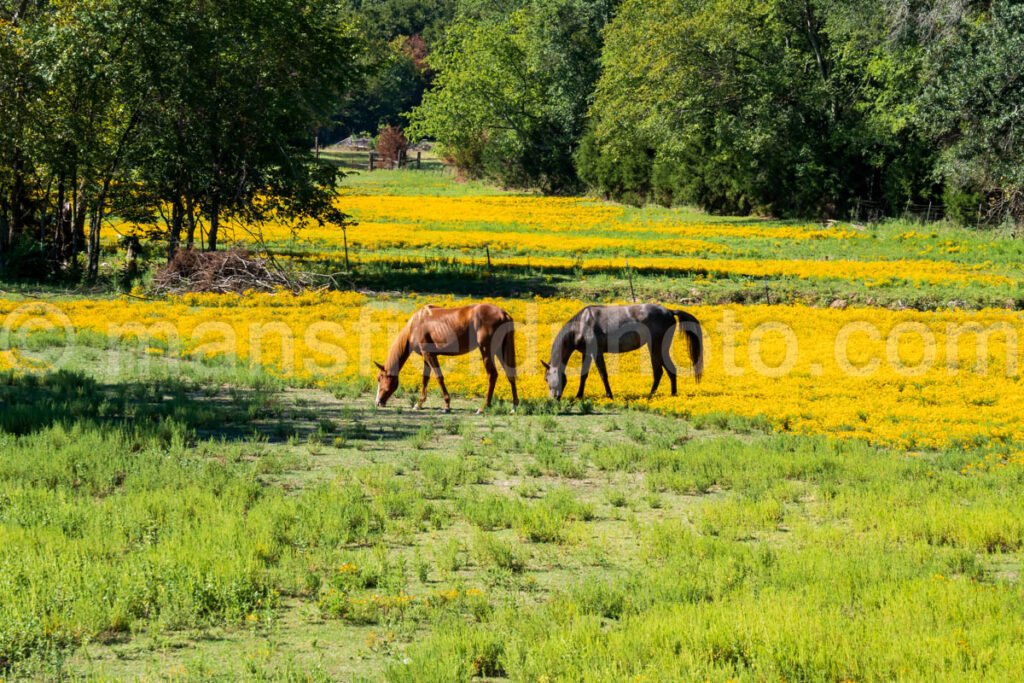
[[367, 150, 421, 171]]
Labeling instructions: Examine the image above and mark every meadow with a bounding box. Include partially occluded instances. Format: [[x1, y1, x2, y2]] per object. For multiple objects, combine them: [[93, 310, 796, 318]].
[[228, 172, 1024, 310], [2, 171, 1023, 680]]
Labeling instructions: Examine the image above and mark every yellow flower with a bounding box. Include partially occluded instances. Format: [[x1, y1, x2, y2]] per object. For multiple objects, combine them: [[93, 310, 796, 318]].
[[5, 291, 1024, 453]]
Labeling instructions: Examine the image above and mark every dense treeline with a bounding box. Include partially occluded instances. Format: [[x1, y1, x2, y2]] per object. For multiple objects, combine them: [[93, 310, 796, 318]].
[[409, 0, 617, 193], [0, 0, 367, 280], [328, 0, 455, 140], [2, 0, 1021, 285], [414, 0, 1024, 222]]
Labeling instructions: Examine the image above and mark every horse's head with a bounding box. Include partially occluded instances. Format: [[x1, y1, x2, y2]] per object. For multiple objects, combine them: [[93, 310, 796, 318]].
[[540, 360, 566, 400], [374, 362, 399, 407]]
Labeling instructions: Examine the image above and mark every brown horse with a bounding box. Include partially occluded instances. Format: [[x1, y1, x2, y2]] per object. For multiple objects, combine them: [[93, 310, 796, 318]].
[[375, 303, 519, 413]]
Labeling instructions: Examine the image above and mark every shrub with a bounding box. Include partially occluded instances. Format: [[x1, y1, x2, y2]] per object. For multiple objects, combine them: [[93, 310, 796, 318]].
[[377, 125, 409, 167]]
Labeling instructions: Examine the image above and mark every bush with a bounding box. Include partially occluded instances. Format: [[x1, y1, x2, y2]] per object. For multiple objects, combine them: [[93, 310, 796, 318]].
[[377, 125, 409, 167]]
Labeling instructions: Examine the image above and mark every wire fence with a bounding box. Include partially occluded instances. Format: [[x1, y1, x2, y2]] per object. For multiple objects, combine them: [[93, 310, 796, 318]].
[[852, 198, 994, 227]]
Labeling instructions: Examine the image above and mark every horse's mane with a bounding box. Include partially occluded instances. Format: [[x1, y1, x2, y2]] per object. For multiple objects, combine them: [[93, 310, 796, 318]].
[[551, 308, 591, 366], [384, 321, 413, 375]]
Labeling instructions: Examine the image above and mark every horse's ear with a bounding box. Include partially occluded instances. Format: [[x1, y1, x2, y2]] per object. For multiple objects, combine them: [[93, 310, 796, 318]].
[[540, 360, 550, 371], [374, 361, 385, 371]]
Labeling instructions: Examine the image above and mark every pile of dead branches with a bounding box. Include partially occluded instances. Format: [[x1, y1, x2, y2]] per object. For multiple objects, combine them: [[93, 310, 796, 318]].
[[152, 248, 312, 294]]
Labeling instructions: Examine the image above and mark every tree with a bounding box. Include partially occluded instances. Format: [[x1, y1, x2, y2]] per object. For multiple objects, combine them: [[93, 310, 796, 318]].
[[578, 0, 938, 217], [332, 34, 431, 139], [409, 0, 618, 193], [127, 0, 363, 254], [0, 0, 364, 282], [921, 1, 1024, 223]]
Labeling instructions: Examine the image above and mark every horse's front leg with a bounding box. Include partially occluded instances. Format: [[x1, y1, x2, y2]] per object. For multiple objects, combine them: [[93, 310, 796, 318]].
[[417, 360, 431, 409], [424, 353, 451, 413], [576, 353, 593, 399], [594, 352, 613, 399]]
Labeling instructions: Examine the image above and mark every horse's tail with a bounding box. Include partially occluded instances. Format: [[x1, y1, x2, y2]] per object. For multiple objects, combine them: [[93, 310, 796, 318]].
[[499, 313, 518, 378], [673, 310, 704, 383]]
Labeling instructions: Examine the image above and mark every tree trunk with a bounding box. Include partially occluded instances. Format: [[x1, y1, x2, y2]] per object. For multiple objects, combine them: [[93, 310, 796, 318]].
[[86, 176, 116, 281], [55, 175, 69, 263], [185, 192, 197, 249], [207, 198, 220, 251], [803, 0, 830, 84], [87, 201, 103, 281], [168, 195, 184, 261], [10, 152, 28, 240], [72, 175, 87, 266], [0, 199, 9, 257]]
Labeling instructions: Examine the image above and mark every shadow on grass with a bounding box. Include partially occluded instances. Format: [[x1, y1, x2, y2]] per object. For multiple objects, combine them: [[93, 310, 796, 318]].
[[0, 369, 441, 445], [284, 254, 804, 300], [290, 256, 570, 298], [0, 369, 277, 439]]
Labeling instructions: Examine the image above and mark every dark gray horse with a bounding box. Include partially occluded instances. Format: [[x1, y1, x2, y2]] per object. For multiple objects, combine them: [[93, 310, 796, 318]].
[[541, 304, 703, 400]]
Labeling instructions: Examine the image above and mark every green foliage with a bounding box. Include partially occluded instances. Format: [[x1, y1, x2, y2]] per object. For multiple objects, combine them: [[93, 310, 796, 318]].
[[351, 0, 456, 42], [409, 0, 617, 192], [579, 0, 943, 217], [332, 34, 433, 137], [0, 0, 363, 279], [922, 2, 1024, 223]]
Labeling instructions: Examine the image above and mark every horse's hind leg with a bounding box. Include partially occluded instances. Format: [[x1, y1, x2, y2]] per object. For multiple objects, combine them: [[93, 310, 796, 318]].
[[497, 348, 520, 411], [479, 345, 498, 414], [651, 334, 678, 397], [506, 374, 519, 411], [424, 353, 451, 413], [648, 341, 664, 398], [663, 329, 680, 396], [664, 348, 679, 397]]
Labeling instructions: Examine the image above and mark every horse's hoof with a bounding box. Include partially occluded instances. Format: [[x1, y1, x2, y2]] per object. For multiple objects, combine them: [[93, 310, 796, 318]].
[[475, 408, 484, 415], [509, 408, 516, 415], [443, 407, 451, 414]]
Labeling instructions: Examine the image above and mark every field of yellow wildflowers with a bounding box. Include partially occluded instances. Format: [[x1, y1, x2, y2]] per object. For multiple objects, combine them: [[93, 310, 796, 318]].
[[182, 172, 1024, 308], [4, 290, 1022, 450]]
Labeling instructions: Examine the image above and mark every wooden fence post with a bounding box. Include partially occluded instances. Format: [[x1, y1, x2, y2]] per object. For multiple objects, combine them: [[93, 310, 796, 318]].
[[368, 152, 376, 172], [416, 151, 422, 169], [343, 225, 350, 272], [626, 256, 636, 302]]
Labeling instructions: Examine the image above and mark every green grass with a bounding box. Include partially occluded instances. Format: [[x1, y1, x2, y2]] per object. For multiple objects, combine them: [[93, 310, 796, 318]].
[[0, 344, 1021, 680]]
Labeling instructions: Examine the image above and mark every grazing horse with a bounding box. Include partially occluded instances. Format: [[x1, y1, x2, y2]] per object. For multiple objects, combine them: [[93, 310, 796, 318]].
[[375, 303, 519, 413], [542, 304, 703, 400]]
